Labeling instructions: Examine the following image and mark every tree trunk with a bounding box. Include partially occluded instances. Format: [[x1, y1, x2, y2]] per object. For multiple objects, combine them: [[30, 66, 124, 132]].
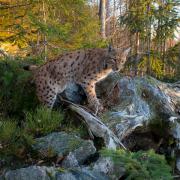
[[146, 2, 151, 75], [106, 0, 110, 37], [99, 0, 106, 39], [42, 0, 47, 61], [162, 38, 166, 74], [135, 32, 140, 76]]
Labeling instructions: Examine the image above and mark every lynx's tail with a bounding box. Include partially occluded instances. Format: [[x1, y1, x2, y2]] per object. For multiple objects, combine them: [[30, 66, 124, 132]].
[[23, 65, 38, 71]]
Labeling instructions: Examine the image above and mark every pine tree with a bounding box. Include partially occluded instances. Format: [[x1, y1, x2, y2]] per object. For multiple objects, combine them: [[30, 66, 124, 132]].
[[153, 0, 180, 72], [0, 0, 102, 57]]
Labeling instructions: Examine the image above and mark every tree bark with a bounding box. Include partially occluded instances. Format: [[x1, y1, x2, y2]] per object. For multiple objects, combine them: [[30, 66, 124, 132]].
[[146, 2, 151, 75], [99, 0, 106, 39], [135, 32, 140, 76], [106, 0, 110, 37], [42, 0, 47, 61]]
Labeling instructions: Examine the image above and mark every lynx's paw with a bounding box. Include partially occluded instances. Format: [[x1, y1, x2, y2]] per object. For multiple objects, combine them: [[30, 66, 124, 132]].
[[91, 101, 104, 115]]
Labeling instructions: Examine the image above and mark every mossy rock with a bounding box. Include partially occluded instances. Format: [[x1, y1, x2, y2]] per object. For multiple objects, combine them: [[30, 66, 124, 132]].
[[33, 132, 96, 165]]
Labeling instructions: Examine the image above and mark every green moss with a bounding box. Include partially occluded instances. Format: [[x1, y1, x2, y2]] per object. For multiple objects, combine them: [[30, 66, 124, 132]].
[[145, 76, 158, 86], [101, 149, 173, 180], [56, 167, 67, 173], [67, 138, 82, 151]]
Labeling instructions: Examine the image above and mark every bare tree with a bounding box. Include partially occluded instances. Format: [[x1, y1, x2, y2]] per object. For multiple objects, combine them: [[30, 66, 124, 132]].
[[106, 0, 110, 37], [99, 0, 106, 39], [42, 0, 47, 61]]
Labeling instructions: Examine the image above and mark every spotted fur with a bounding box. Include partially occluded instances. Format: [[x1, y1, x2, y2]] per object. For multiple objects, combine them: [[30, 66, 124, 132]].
[[27, 47, 130, 114]]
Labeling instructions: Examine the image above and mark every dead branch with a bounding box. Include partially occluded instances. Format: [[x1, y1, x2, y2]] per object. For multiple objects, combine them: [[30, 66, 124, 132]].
[[66, 101, 126, 150]]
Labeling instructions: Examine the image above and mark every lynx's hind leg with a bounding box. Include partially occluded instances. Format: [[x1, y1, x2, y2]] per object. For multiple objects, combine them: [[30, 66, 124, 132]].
[[36, 83, 58, 109]]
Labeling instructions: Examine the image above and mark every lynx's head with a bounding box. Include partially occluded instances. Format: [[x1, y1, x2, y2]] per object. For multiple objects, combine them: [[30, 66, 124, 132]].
[[105, 46, 131, 72]]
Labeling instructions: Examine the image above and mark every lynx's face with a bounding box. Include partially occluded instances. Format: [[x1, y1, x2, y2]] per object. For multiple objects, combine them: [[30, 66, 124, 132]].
[[106, 47, 130, 71]]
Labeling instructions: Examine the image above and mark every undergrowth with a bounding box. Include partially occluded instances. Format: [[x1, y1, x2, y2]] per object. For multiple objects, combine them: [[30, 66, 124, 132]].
[[0, 57, 41, 118], [101, 149, 173, 180], [0, 107, 64, 159], [25, 107, 64, 136]]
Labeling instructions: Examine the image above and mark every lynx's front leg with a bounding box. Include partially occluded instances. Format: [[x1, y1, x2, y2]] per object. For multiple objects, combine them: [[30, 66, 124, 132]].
[[82, 83, 103, 114]]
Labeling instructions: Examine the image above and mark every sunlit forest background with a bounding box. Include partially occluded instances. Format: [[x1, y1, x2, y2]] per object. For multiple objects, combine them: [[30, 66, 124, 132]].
[[0, 0, 179, 80]]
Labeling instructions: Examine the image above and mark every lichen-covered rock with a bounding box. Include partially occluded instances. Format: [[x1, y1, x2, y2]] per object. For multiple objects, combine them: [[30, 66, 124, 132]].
[[61, 152, 79, 168], [59, 73, 180, 148], [100, 76, 151, 140], [97, 75, 180, 147], [56, 168, 109, 180], [1, 166, 108, 180], [1, 166, 55, 180], [33, 132, 96, 166], [92, 157, 125, 180]]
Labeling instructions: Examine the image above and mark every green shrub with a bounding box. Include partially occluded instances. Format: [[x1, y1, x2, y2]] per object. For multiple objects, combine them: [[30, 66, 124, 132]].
[[0, 119, 17, 144], [0, 117, 34, 158], [0, 106, 64, 159], [101, 149, 173, 180], [0, 57, 40, 118], [25, 106, 64, 136]]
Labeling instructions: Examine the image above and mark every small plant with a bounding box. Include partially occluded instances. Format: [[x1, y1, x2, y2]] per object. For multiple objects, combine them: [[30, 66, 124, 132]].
[[0, 119, 17, 144], [25, 106, 64, 136], [101, 149, 173, 180], [0, 117, 34, 158]]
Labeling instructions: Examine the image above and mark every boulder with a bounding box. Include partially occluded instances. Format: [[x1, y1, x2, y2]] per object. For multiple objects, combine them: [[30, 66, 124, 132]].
[[97, 74, 180, 148], [56, 168, 108, 180], [1, 166, 55, 180], [33, 132, 96, 167], [1, 166, 108, 180], [92, 157, 125, 180]]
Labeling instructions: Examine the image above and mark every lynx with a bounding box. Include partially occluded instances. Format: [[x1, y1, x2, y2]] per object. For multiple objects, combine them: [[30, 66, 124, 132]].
[[25, 47, 130, 114]]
